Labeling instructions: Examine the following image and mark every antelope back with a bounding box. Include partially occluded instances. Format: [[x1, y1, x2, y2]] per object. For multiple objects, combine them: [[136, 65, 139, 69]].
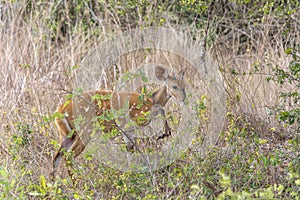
[[155, 66, 186, 102]]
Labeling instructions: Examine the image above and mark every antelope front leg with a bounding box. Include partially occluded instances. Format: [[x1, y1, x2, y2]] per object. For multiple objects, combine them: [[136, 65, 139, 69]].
[[150, 104, 172, 141], [115, 117, 136, 152], [157, 120, 172, 141], [122, 127, 135, 152]]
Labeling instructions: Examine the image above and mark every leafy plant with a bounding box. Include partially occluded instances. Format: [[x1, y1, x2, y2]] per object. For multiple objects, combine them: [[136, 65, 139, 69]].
[[267, 45, 300, 134]]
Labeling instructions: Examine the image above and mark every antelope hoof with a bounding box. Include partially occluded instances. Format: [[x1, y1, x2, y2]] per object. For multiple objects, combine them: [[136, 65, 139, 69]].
[[126, 144, 135, 152], [157, 130, 172, 141]]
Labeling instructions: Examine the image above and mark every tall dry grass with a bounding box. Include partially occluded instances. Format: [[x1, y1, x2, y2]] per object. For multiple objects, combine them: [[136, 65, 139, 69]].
[[214, 13, 300, 136]]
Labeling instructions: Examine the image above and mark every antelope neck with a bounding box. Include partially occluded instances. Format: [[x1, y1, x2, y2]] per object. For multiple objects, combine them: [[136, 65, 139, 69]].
[[151, 85, 170, 106]]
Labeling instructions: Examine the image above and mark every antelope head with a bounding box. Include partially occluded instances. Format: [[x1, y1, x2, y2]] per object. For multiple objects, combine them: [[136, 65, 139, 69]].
[[153, 66, 187, 106]]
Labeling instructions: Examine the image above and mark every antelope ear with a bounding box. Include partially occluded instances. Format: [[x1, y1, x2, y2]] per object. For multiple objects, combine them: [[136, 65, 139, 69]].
[[178, 67, 187, 79], [155, 66, 168, 81]]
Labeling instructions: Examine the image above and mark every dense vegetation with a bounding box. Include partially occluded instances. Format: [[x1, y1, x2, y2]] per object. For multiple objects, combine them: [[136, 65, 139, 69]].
[[0, 0, 299, 199]]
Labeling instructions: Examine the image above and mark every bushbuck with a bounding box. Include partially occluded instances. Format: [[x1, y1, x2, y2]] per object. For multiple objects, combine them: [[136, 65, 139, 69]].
[[52, 65, 186, 180]]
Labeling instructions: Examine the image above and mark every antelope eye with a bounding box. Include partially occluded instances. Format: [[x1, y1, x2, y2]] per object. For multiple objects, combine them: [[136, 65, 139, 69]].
[[172, 85, 178, 90]]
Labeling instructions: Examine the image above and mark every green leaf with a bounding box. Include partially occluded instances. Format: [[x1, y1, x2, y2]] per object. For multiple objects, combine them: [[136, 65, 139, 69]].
[[63, 100, 71, 108], [40, 175, 47, 190], [285, 48, 292, 54], [0, 168, 7, 179], [92, 94, 102, 100], [219, 173, 231, 188], [52, 111, 64, 119], [65, 93, 74, 100], [74, 87, 84, 95], [141, 75, 148, 83], [28, 191, 44, 196], [10, 179, 16, 189]]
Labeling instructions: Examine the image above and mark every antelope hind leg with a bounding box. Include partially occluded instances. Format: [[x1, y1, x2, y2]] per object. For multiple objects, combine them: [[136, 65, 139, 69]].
[[52, 134, 77, 181]]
